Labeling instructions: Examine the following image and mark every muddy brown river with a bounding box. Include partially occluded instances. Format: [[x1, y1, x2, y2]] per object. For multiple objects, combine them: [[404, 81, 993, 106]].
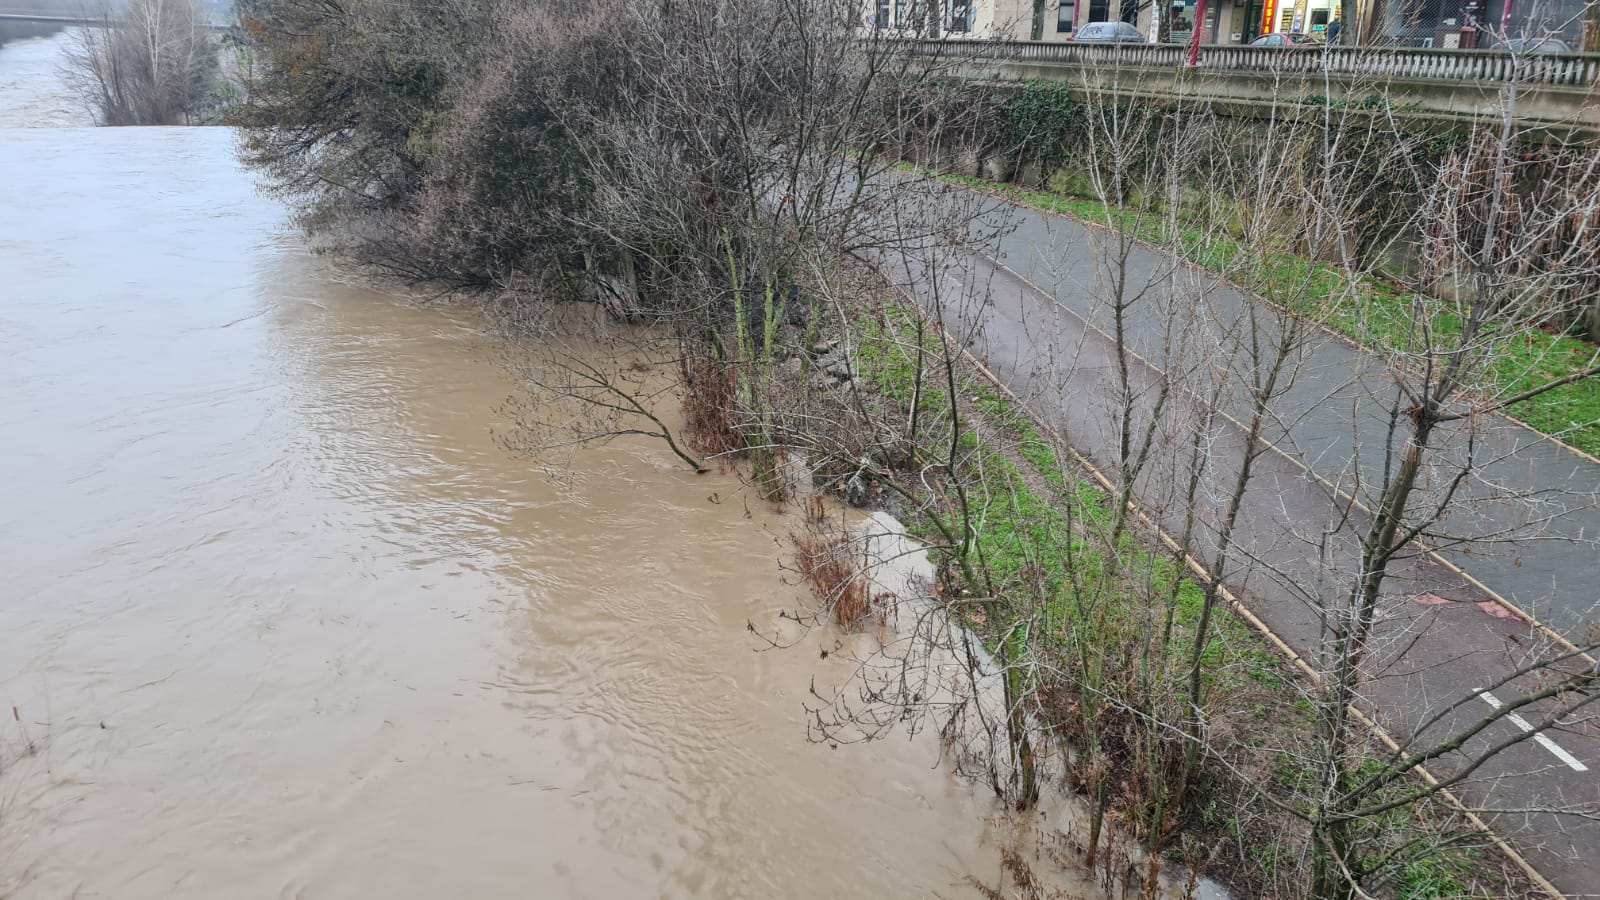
[[0, 31, 1066, 900]]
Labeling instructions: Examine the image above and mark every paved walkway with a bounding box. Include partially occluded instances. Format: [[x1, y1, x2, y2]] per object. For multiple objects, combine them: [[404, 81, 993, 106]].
[[995, 204, 1600, 640], [877, 191, 1600, 896]]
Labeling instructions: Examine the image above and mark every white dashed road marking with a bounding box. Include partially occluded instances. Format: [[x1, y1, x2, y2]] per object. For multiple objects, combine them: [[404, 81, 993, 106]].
[[1477, 690, 1589, 772]]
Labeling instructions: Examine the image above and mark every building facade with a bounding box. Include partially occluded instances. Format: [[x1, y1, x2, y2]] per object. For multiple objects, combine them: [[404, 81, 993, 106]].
[[864, 0, 1296, 44], [865, 0, 1592, 45]]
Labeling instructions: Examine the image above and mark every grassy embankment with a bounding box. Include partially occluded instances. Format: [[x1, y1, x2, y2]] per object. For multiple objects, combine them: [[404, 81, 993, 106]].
[[841, 300, 1519, 899], [929, 171, 1600, 460]]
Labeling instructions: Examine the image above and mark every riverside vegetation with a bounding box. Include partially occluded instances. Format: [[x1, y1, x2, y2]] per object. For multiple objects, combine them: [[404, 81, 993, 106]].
[[233, 2, 1600, 897], [920, 80, 1600, 458], [60, 0, 234, 125]]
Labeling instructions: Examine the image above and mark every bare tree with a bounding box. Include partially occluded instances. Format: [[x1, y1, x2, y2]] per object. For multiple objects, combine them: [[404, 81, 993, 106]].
[[1033, 55, 1600, 900], [62, 0, 219, 125], [1289, 81, 1600, 900]]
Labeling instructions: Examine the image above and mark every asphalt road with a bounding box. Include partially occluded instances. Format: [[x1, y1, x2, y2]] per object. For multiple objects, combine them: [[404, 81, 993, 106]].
[[873, 190, 1600, 897]]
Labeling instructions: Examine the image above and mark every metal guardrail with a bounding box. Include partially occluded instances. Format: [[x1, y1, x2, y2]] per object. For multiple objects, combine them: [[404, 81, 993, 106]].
[[907, 38, 1600, 87]]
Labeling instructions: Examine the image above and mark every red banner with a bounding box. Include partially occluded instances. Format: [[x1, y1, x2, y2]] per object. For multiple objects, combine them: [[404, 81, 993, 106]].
[[1260, 0, 1279, 35]]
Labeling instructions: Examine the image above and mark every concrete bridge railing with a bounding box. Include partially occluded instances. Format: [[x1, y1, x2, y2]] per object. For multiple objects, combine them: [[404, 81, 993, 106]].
[[906, 38, 1600, 88], [0, 11, 231, 29], [905, 38, 1600, 132]]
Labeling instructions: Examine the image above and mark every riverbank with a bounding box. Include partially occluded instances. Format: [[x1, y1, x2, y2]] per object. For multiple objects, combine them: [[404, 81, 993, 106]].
[[768, 282, 1536, 900], [0, 21, 62, 48], [217, 5, 1600, 895]]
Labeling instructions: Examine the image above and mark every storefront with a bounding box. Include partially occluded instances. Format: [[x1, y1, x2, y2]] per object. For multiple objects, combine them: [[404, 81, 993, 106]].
[[1466, 0, 1587, 45], [1169, 0, 1198, 42], [1239, 0, 1268, 40], [1267, 0, 1337, 37], [1296, 1, 1336, 39]]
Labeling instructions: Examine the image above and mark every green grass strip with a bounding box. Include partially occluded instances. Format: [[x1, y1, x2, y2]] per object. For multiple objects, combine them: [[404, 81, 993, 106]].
[[927, 171, 1600, 458]]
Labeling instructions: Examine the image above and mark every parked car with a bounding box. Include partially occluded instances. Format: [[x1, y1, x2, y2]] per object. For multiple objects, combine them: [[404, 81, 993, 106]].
[[1070, 21, 1146, 43], [1488, 36, 1574, 54], [1250, 32, 1318, 47]]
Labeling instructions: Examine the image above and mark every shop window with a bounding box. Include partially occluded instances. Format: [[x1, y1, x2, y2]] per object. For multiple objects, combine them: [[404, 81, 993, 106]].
[[1171, 0, 1195, 38]]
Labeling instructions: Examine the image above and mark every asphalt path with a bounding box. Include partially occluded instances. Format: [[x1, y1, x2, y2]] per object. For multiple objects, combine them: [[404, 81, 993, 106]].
[[870, 189, 1600, 897]]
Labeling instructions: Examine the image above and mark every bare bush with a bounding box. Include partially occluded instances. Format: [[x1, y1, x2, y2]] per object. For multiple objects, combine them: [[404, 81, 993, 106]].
[[62, 0, 219, 125], [793, 495, 876, 629]]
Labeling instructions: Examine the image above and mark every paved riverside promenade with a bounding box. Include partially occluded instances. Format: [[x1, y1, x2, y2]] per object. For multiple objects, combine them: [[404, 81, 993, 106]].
[[873, 187, 1600, 896]]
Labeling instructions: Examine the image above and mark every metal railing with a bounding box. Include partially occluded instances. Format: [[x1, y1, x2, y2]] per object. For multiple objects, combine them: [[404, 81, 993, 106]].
[[906, 38, 1600, 87]]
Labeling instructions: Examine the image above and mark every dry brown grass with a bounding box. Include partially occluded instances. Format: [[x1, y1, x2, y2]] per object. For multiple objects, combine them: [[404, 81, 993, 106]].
[[965, 842, 1091, 900], [793, 495, 872, 629], [680, 357, 742, 456]]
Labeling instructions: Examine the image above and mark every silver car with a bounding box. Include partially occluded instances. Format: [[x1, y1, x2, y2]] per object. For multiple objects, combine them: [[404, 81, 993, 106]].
[[1071, 21, 1146, 43], [1491, 36, 1575, 54]]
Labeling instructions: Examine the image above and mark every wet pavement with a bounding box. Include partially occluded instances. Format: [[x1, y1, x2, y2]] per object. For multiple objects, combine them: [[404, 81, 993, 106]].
[[879, 189, 1600, 897]]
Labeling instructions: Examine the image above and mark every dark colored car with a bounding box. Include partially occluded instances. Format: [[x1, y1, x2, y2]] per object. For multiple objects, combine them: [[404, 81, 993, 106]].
[[1070, 21, 1146, 43], [1250, 32, 1318, 47]]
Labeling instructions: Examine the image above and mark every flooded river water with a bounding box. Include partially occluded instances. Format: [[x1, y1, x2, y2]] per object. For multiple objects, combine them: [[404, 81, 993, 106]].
[[0, 31, 1041, 899]]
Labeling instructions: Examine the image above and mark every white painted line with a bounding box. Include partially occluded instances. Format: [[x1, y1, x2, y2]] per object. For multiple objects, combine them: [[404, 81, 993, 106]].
[[1477, 690, 1589, 772]]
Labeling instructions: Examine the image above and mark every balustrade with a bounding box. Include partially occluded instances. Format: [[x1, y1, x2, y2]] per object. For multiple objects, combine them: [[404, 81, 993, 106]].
[[896, 37, 1600, 87]]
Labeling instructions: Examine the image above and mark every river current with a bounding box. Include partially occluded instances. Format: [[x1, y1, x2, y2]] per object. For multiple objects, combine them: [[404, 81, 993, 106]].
[[0, 30, 1036, 899]]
